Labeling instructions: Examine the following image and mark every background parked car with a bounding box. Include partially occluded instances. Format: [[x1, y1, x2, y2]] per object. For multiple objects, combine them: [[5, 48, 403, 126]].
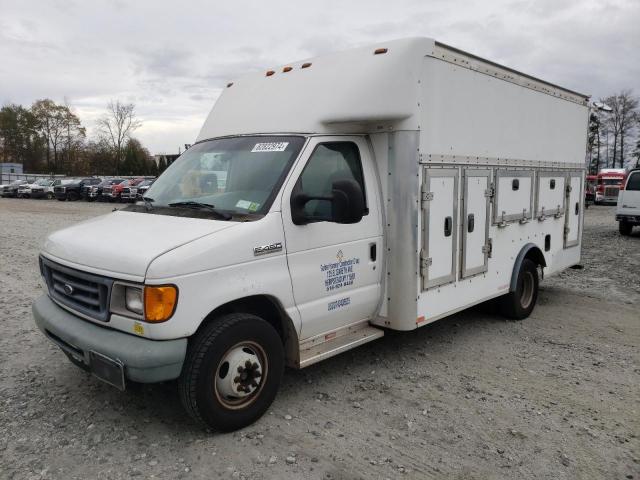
[[135, 179, 155, 200], [96, 178, 126, 201], [54, 178, 100, 201], [17, 179, 55, 199], [81, 178, 104, 200], [1, 179, 32, 198], [103, 178, 144, 202], [616, 168, 640, 235], [120, 178, 149, 202]]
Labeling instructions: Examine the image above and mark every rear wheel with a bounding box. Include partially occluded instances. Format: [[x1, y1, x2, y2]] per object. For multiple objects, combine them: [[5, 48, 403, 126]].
[[179, 313, 284, 432], [619, 221, 632, 236], [499, 259, 539, 320], [68, 191, 79, 201], [46, 192, 54, 200]]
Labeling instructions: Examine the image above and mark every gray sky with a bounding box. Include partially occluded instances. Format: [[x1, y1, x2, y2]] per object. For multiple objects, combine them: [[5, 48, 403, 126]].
[[1, 0, 638, 154]]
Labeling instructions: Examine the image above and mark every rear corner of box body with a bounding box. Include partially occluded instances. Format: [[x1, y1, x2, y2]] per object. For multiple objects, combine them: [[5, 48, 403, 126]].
[[373, 130, 421, 330]]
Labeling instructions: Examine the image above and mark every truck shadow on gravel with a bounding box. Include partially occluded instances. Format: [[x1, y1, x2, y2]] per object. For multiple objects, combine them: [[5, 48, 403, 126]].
[[70, 302, 510, 433]]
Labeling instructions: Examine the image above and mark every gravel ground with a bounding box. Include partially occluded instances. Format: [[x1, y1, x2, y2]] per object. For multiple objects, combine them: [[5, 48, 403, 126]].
[[0, 199, 638, 480]]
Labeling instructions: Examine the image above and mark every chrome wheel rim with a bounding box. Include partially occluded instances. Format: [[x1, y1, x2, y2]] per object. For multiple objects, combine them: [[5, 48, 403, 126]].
[[214, 341, 267, 410]]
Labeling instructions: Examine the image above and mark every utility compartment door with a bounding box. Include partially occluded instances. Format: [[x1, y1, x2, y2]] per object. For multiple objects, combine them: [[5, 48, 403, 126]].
[[564, 172, 583, 248], [461, 169, 490, 278], [421, 168, 458, 290], [536, 172, 565, 219], [493, 170, 534, 224]]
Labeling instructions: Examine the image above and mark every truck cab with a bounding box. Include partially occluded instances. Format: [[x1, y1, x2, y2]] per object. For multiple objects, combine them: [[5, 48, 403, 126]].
[[595, 169, 626, 204]]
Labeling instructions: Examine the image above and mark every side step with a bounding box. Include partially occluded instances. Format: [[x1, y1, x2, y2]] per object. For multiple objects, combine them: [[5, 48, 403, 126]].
[[299, 324, 384, 368]]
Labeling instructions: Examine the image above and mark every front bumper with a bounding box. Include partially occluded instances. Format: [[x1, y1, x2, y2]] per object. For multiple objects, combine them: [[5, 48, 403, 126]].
[[616, 214, 640, 225], [33, 294, 187, 384]]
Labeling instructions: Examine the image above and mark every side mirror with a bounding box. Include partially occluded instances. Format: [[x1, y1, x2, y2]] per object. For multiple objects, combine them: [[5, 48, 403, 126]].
[[291, 179, 365, 225]]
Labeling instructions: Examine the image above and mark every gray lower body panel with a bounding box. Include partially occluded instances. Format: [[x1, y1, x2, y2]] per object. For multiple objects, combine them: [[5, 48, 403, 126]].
[[32, 294, 187, 383]]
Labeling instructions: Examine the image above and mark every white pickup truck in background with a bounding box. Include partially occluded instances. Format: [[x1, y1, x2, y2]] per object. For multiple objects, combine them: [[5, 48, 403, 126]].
[[616, 169, 640, 235], [32, 37, 589, 432]]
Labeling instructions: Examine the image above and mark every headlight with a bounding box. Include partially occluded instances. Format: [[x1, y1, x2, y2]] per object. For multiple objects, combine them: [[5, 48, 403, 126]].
[[144, 285, 178, 322], [125, 287, 143, 315]]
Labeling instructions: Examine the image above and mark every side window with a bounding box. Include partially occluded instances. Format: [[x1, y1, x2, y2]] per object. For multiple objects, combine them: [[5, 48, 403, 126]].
[[626, 172, 640, 191], [296, 142, 366, 220]]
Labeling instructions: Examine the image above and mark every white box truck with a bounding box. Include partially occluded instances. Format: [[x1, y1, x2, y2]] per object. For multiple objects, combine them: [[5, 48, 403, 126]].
[[33, 37, 589, 431]]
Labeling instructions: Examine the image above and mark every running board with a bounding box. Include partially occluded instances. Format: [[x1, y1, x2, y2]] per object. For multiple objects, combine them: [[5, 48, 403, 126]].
[[299, 325, 384, 368]]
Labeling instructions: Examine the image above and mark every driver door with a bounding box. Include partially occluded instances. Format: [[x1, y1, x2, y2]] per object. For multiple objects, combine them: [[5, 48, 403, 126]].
[[281, 136, 383, 340]]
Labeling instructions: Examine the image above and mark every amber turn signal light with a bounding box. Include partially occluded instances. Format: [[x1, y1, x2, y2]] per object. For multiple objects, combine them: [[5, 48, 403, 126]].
[[144, 285, 178, 322], [374, 48, 388, 55]]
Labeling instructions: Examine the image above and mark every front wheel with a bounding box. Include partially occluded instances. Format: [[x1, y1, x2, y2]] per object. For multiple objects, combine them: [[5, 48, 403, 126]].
[[499, 258, 539, 320], [619, 221, 632, 236], [179, 313, 284, 432], [46, 192, 54, 200]]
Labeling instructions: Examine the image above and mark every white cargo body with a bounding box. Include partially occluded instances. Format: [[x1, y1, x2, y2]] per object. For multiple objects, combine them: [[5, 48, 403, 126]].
[[34, 37, 589, 431], [199, 37, 588, 333]]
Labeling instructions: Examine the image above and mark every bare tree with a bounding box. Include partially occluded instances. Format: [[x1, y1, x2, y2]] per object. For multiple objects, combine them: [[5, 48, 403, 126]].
[[96, 100, 142, 174], [602, 91, 639, 168]]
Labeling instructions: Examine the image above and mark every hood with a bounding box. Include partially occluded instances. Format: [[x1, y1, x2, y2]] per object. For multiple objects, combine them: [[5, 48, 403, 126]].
[[43, 210, 238, 279]]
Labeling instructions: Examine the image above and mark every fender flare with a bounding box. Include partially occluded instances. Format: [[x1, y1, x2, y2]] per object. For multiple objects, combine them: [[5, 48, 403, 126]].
[[509, 243, 546, 292]]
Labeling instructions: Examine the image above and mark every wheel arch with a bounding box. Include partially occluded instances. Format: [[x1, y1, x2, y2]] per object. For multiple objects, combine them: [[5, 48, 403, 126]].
[[197, 295, 299, 368], [509, 243, 546, 292]]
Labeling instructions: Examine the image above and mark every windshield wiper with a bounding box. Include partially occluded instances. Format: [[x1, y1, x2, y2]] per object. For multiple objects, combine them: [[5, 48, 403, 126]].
[[168, 201, 232, 220]]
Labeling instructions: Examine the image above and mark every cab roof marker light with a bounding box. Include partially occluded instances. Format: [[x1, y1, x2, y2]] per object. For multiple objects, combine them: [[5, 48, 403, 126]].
[[282, 66, 292, 73], [301, 62, 312, 69], [226, 82, 234, 88], [265, 70, 275, 77], [374, 48, 388, 55]]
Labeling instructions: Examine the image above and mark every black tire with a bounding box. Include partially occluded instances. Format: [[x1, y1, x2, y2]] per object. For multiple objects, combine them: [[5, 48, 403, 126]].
[[619, 221, 632, 236], [56, 197, 66, 201], [499, 258, 539, 320], [46, 192, 54, 200], [68, 191, 79, 201], [179, 313, 284, 432]]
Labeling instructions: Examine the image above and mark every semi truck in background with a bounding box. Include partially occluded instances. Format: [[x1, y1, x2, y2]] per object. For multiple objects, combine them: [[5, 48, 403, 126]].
[[32, 37, 589, 431], [595, 168, 627, 204]]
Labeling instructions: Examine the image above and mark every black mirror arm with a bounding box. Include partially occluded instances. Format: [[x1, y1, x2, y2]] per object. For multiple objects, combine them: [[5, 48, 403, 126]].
[[291, 193, 333, 225]]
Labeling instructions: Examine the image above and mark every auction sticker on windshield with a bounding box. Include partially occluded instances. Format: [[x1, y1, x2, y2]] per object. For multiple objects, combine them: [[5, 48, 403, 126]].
[[251, 142, 289, 153]]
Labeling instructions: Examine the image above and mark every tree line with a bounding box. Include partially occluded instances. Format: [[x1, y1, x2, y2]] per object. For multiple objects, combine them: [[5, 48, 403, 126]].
[[587, 89, 640, 174], [0, 99, 167, 176]]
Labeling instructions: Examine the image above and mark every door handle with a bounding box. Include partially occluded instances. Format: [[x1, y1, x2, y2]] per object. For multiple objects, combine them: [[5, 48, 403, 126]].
[[369, 243, 377, 262], [467, 213, 475, 233], [444, 216, 452, 237]]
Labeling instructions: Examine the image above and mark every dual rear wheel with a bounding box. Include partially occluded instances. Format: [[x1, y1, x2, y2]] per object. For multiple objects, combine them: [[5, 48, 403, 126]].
[[498, 258, 539, 320]]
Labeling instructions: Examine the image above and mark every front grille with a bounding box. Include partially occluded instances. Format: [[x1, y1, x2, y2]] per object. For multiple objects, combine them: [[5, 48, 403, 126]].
[[604, 187, 619, 198], [41, 257, 113, 321]]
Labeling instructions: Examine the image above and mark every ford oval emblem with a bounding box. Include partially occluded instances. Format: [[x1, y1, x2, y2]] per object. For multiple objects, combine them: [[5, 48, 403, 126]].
[[63, 283, 74, 295]]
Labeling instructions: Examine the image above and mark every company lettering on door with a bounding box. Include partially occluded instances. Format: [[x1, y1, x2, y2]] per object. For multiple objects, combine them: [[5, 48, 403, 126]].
[[320, 250, 360, 292]]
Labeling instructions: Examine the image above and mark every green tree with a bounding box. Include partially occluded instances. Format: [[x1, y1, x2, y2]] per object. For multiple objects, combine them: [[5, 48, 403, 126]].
[[0, 104, 44, 171]]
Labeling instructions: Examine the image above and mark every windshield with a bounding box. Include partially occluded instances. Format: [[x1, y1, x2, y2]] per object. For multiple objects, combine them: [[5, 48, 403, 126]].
[[36, 179, 50, 186], [600, 178, 622, 185], [146, 136, 305, 216]]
